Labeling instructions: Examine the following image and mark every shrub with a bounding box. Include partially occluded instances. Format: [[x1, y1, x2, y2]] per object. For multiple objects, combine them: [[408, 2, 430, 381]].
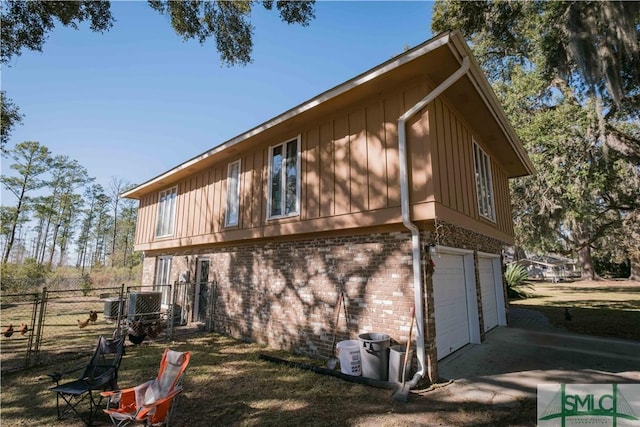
[[80, 273, 93, 295], [0, 259, 49, 293], [505, 263, 533, 299]]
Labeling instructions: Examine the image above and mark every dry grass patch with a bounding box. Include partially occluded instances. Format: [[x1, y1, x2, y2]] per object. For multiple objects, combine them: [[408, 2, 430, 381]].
[[1, 330, 536, 426]]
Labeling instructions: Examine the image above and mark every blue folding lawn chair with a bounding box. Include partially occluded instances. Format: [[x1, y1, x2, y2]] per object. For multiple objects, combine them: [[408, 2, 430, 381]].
[[49, 335, 125, 425]]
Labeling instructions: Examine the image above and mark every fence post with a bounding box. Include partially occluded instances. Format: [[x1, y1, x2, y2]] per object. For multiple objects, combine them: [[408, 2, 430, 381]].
[[33, 286, 48, 365], [169, 281, 178, 340], [114, 283, 125, 339], [25, 293, 39, 368]]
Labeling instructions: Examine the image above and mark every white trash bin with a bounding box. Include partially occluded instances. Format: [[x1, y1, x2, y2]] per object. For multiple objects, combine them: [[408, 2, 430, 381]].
[[336, 340, 362, 376]]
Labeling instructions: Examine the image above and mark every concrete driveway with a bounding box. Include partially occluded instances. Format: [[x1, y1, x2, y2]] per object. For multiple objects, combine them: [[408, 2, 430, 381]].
[[435, 309, 640, 405]]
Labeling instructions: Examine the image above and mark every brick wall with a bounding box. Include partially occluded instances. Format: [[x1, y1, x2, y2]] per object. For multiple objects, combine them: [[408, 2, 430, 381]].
[[142, 221, 508, 379], [420, 220, 506, 380], [141, 256, 156, 288]]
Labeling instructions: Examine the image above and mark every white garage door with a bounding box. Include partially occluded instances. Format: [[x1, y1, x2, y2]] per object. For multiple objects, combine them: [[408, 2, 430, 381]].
[[478, 257, 499, 331], [433, 253, 470, 360]]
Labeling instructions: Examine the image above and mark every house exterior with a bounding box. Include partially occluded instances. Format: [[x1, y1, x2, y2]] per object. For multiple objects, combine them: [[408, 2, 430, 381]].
[[516, 256, 581, 282], [123, 31, 534, 381]]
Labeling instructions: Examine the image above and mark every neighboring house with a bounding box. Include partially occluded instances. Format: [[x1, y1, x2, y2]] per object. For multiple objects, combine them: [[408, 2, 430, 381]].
[[123, 31, 534, 381], [517, 256, 581, 282]]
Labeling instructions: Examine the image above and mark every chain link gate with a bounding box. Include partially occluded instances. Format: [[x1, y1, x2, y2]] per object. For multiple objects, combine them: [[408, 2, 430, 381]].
[[1, 284, 179, 373], [32, 286, 125, 368], [0, 292, 39, 372]]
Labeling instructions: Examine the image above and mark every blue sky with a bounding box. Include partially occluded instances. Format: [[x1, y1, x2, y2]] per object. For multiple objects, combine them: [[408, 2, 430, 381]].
[[2, 1, 434, 202]]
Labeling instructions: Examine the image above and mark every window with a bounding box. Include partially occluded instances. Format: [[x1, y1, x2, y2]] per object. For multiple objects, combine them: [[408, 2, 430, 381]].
[[155, 256, 172, 306], [156, 186, 177, 237], [268, 137, 300, 218], [225, 160, 241, 227], [473, 141, 496, 221]]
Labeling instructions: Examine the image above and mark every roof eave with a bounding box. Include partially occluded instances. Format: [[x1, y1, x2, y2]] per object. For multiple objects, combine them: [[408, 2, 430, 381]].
[[448, 32, 536, 178], [122, 31, 454, 199], [122, 30, 536, 200]]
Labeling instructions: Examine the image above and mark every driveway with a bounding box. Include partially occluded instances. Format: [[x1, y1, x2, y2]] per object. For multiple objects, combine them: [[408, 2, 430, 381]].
[[434, 308, 640, 405]]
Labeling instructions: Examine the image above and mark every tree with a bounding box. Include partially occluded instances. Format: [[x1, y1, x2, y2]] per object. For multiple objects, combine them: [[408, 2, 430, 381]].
[[91, 193, 111, 269], [107, 177, 127, 267], [1, 0, 114, 64], [29, 198, 53, 262], [593, 209, 640, 280], [0, 141, 51, 264], [29, 155, 92, 267], [503, 71, 640, 279], [432, 1, 640, 102], [76, 184, 105, 272], [116, 198, 139, 268], [432, 1, 640, 156], [148, 0, 315, 66], [543, 2, 640, 107], [0, 205, 21, 258], [55, 192, 83, 267], [432, 1, 640, 280], [0, 90, 23, 152], [1, 0, 316, 67], [106, 180, 139, 269]]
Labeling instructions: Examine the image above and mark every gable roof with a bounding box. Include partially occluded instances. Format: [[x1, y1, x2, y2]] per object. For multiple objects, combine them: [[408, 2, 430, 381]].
[[123, 31, 534, 199]]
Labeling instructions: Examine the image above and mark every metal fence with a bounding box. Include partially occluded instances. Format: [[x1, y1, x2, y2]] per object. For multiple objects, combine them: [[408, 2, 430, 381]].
[[0, 284, 179, 373], [0, 292, 40, 372]]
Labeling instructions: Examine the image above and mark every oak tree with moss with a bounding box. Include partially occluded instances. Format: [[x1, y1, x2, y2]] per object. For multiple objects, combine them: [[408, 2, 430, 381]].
[[432, 1, 640, 279]]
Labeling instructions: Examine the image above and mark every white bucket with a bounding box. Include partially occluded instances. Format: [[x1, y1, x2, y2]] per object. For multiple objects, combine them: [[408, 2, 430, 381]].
[[336, 340, 362, 376]]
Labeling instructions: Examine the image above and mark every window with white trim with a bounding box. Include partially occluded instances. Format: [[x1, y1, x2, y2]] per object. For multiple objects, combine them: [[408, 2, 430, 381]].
[[155, 186, 177, 237], [473, 141, 496, 221], [225, 160, 241, 227], [268, 137, 300, 218], [155, 256, 172, 306]]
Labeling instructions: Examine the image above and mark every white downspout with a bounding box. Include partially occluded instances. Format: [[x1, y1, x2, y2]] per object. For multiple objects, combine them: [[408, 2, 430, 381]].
[[398, 56, 470, 386]]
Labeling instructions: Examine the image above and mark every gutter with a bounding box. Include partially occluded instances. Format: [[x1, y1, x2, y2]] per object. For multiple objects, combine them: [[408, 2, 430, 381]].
[[397, 55, 470, 386]]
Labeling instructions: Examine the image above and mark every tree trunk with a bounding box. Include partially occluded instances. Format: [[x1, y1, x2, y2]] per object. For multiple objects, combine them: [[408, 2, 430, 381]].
[[111, 198, 119, 268], [48, 223, 60, 268], [578, 245, 599, 280], [629, 256, 640, 281], [3, 195, 24, 264], [123, 233, 128, 268], [39, 217, 51, 264]]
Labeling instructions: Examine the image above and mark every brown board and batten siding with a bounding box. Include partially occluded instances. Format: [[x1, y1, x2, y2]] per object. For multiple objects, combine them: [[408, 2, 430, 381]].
[[237, 151, 258, 229], [134, 81, 429, 247], [128, 32, 535, 253], [303, 89, 412, 219], [426, 96, 514, 239], [133, 80, 514, 248]]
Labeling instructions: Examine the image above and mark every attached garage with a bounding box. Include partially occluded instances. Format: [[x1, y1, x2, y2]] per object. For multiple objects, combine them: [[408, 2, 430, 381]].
[[478, 254, 507, 332], [432, 248, 480, 360]]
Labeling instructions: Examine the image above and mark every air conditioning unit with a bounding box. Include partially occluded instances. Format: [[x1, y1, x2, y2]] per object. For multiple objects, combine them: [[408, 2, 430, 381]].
[[128, 291, 162, 321], [103, 298, 121, 320]]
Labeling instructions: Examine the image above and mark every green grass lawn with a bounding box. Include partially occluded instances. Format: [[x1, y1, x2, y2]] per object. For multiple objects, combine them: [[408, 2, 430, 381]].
[[510, 279, 640, 341]]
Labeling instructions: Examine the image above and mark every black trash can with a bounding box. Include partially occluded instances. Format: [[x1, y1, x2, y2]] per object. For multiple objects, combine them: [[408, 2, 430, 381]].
[[358, 333, 390, 380]]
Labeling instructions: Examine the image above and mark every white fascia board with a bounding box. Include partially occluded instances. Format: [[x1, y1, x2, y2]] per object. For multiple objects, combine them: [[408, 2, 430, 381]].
[[448, 32, 536, 177]]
